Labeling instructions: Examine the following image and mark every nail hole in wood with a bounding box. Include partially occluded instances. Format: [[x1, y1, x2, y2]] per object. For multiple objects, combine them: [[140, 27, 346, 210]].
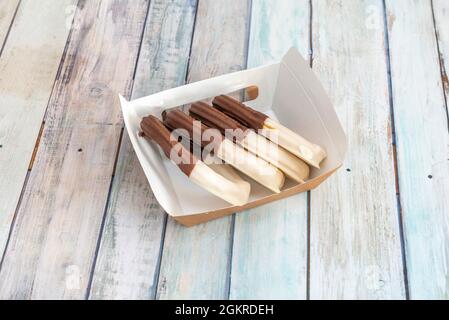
[[346, 168, 351, 172], [0, 145, 2, 148], [428, 175, 433, 179], [78, 148, 83, 153]]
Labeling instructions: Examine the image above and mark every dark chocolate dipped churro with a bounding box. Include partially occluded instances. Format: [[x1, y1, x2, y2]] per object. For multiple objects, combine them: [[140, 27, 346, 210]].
[[189, 102, 309, 183], [212, 95, 326, 168], [140, 115, 250, 205]]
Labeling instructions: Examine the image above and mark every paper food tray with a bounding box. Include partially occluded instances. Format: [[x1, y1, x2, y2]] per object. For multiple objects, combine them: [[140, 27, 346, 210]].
[[119, 47, 347, 226]]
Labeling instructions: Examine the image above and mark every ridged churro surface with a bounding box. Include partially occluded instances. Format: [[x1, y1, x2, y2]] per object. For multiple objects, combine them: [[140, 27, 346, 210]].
[[164, 109, 223, 148], [141, 115, 198, 176], [212, 95, 267, 129]]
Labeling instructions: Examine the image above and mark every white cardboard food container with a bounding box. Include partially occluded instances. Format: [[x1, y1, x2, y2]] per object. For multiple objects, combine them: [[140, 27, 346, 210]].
[[119, 48, 347, 226]]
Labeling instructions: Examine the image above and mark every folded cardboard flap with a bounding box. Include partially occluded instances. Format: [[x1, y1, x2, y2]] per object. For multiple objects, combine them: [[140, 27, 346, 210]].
[[174, 167, 340, 226], [120, 47, 347, 226]]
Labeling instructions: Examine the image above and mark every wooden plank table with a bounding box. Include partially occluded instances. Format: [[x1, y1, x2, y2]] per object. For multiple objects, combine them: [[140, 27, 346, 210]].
[[0, 0, 448, 300]]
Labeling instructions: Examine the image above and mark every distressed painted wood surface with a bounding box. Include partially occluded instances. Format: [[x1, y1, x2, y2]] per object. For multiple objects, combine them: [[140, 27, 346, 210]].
[[0, 0, 150, 299], [0, 0, 448, 300], [89, 0, 198, 300], [433, 0, 449, 101], [230, 0, 310, 300], [0, 0, 20, 49], [156, 0, 251, 300], [309, 0, 405, 299], [0, 0, 76, 268], [386, 0, 449, 299]]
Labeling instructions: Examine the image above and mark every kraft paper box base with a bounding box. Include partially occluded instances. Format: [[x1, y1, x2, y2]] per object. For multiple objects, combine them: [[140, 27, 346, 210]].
[[119, 48, 347, 227]]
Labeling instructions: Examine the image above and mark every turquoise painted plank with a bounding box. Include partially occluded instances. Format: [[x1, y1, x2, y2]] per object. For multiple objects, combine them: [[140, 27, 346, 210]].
[[230, 0, 310, 300], [310, 0, 405, 299], [386, 0, 449, 299]]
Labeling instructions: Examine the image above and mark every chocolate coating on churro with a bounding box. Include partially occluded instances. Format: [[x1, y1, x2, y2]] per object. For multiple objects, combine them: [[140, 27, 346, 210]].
[[189, 102, 250, 143], [140, 115, 197, 176], [212, 95, 268, 129], [164, 109, 223, 148]]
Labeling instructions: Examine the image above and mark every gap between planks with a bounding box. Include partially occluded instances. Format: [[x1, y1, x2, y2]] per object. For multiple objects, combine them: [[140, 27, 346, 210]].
[[229, 0, 310, 300], [381, 0, 410, 299], [309, 0, 405, 299], [2, 0, 436, 299], [0, 0, 78, 273], [0, 0, 82, 266], [0, 0, 152, 299], [155, 0, 251, 300], [306, 0, 313, 300], [151, 1, 200, 300], [225, 0, 253, 300], [151, 1, 201, 300], [27, 0, 80, 173], [385, 0, 449, 299]]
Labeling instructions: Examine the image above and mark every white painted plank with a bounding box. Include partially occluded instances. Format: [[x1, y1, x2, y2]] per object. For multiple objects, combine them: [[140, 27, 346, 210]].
[[0, 0, 75, 268], [230, 0, 310, 300], [310, 0, 405, 299], [386, 0, 449, 299], [246, 0, 311, 65], [0, 0, 20, 49], [433, 0, 449, 101], [156, 0, 251, 300], [89, 0, 197, 300], [0, 0, 150, 299]]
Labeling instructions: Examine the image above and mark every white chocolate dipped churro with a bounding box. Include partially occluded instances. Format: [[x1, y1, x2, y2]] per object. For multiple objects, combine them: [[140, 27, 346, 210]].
[[212, 95, 326, 169], [140, 115, 250, 206]]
